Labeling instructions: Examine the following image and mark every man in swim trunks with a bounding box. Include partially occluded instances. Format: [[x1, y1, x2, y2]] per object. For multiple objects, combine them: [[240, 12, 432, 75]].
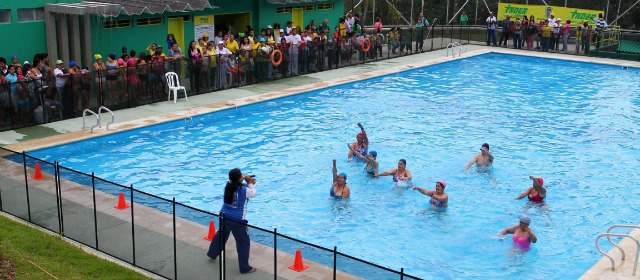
[[376, 159, 412, 186], [464, 143, 494, 171], [500, 216, 537, 250], [516, 176, 546, 203], [348, 123, 369, 161], [412, 180, 448, 208], [331, 159, 350, 198]]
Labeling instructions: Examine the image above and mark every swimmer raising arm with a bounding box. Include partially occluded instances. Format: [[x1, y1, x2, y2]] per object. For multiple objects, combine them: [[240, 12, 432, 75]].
[[348, 123, 369, 160], [332, 159, 350, 198], [375, 159, 412, 181], [413, 181, 448, 208]]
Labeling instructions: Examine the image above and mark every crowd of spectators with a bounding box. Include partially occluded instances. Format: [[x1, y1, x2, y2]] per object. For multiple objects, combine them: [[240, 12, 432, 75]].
[[485, 12, 610, 54], [0, 12, 436, 129]]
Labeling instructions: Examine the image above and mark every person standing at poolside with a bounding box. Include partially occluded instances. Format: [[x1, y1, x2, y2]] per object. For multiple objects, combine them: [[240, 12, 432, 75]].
[[331, 160, 350, 198], [376, 159, 412, 186], [348, 123, 369, 161], [486, 12, 498, 46], [413, 181, 448, 208], [207, 168, 257, 274], [500, 216, 537, 250], [516, 176, 546, 203], [465, 143, 494, 172]]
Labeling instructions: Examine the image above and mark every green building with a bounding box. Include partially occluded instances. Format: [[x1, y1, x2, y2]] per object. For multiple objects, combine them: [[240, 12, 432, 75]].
[[0, 0, 344, 67]]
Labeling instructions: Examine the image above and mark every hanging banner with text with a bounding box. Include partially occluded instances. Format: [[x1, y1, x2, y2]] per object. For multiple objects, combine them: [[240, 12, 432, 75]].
[[497, 3, 604, 26], [195, 15, 215, 41]]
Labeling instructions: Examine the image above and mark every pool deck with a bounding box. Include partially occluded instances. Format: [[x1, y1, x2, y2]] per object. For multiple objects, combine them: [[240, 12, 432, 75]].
[[2, 45, 640, 279]]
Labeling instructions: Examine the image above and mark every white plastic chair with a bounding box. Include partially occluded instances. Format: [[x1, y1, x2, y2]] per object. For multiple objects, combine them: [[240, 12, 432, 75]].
[[165, 72, 188, 103]]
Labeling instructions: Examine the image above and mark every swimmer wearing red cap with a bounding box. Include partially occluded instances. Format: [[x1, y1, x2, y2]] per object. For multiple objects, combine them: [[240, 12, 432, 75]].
[[516, 176, 546, 203], [464, 143, 494, 172], [412, 181, 448, 208], [348, 123, 368, 161]]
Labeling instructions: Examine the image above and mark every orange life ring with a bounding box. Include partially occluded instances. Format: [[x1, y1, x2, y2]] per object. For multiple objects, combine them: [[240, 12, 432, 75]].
[[271, 49, 283, 66], [361, 38, 371, 52]]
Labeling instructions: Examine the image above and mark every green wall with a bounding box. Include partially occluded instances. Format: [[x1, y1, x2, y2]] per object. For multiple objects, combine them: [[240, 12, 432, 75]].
[[0, 0, 78, 62], [257, 0, 345, 30]]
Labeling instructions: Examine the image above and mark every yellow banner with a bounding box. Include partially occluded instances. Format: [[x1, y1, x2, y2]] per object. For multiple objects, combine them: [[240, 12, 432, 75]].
[[498, 3, 603, 26]]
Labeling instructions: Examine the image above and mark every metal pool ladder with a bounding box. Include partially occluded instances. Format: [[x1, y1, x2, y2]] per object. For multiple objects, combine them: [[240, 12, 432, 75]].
[[82, 109, 100, 133], [446, 42, 465, 57], [595, 224, 640, 276], [98, 106, 115, 130]]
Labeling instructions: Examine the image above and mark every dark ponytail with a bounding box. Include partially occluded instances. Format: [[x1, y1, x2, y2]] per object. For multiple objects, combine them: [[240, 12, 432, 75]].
[[224, 168, 243, 204]]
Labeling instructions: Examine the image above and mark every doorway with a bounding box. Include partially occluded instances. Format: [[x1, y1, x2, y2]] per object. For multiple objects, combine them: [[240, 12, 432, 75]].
[[168, 17, 185, 50]]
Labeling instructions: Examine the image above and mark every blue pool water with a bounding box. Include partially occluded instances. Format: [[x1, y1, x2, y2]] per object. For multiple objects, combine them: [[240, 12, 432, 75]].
[[31, 53, 640, 279]]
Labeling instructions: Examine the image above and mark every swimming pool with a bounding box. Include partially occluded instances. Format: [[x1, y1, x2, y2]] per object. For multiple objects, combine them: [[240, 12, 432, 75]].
[[30, 53, 640, 279]]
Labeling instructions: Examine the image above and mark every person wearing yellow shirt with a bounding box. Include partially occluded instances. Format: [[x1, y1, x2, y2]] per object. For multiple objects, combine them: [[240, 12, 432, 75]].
[[541, 21, 552, 52], [204, 42, 217, 88], [226, 35, 239, 54]]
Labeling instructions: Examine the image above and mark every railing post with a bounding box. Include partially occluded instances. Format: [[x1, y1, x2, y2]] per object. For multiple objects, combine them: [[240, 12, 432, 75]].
[[333, 246, 337, 280], [400, 267, 404, 280], [21, 152, 31, 222], [54, 162, 63, 235], [173, 197, 177, 280], [273, 228, 277, 280], [92, 172, 99, 249], [219, 213, 224, 280], [0, 168, 3, 211], [130, 184, 136, 265]]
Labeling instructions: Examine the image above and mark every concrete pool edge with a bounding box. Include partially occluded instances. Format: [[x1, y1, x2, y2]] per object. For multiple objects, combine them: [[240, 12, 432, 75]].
[[4, 46, 640, 279]]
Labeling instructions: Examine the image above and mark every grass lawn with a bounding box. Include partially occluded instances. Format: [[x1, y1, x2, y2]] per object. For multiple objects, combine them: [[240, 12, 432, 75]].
[[0, 214, 149, 280]]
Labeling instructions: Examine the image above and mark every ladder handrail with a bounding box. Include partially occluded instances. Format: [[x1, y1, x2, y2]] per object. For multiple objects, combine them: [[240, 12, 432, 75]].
[[446, 41, 464, 57], [82, 109, 100, 133], [98, 106, 115, 130], [606, 225, 640, 261], [595, 233, 639, 276]]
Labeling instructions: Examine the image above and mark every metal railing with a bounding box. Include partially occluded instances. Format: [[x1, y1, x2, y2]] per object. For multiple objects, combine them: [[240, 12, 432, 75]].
[[0, 24, 471, 133], [0, 146, 423, 279], [595, 232, 639, 276]]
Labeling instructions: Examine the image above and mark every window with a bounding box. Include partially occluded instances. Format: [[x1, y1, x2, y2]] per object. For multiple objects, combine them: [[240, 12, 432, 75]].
[[317, 3, 334, 10], [17, 8, 44, 22], [303, 4, 315, 11], [276, 7, 292, 14], [104, 18, 131, 28], [136, 17, 162, 26], [0, 9, 10, 24]]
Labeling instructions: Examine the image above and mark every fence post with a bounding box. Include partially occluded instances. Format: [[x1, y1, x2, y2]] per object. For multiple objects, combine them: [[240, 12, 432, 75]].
[[273, 228, 277, 280], [333, 246, 337, 280], [130, 184, 136, 265], [173, 197, 177, 280], [0, 169, 3, 211], [54, 162, 63, 235], [21, 152, 31, 222], [92, 172, 99, 249], [400, 267, 404, 280], [219, 213, 224, 280]]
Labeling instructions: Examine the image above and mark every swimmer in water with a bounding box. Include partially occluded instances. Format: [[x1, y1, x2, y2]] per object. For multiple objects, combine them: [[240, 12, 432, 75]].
[[348, 123, 369, 161], [500, 216, 537, 250], [516, 176, 546, 203], [376, 159, 412, 185], [412, 180, 448, 208], [348, 144, 379, 176], [464, 143, 494, 172], [331, 159, 350, 198]]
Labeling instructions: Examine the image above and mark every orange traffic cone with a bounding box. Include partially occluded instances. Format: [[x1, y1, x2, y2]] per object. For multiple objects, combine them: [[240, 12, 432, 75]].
[[32, 162, 43, 180], [203, 220, 216, 241], [288, 249, 309, 272], [114, 192, 129, 210]]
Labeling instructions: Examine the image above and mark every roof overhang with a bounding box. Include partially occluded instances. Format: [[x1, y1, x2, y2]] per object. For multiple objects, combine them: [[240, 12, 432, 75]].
[[46, 0, 216, 17]]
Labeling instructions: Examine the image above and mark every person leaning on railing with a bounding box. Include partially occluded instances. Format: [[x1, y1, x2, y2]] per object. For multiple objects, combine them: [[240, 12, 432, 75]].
[[207, 168, 257, 274], [593, 13, 608, 49]]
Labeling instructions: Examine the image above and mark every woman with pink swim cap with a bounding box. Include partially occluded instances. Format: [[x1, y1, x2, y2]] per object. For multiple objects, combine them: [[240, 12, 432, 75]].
[[500, 216, 537, 250], [516, 176, 546, 203], [412, 181, 448, 208]]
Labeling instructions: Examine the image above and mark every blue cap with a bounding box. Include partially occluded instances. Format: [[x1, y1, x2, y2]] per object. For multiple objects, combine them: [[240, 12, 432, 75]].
[[338, 172, 347, 180], [69, 60, 77, 68], [369, 151, 377, 158]]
